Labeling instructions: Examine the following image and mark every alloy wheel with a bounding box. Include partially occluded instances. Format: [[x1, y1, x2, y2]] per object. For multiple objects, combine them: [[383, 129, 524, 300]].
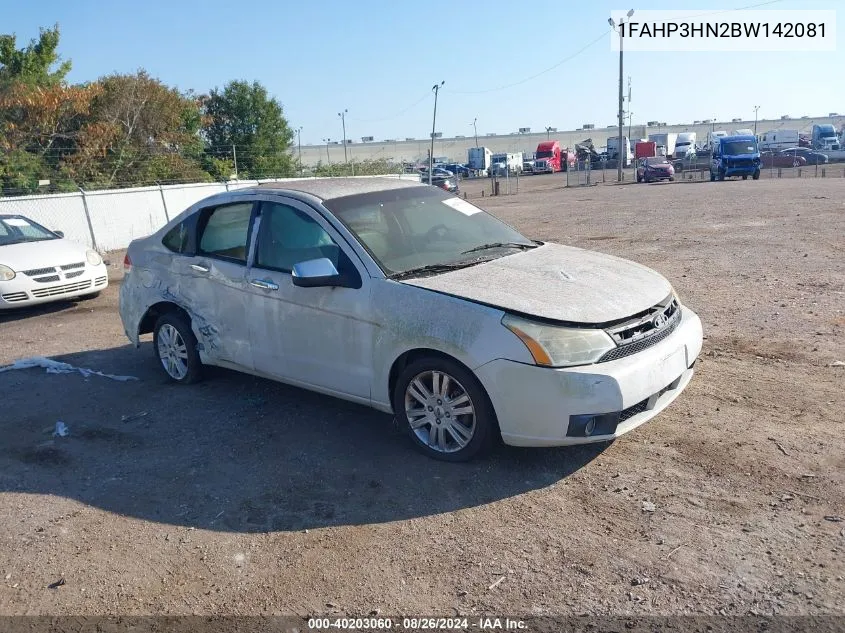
[[157, 323, 189, 380], [404, 370, 476, 453]]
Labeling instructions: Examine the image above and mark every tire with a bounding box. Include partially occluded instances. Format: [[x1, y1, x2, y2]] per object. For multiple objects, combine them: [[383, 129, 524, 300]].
[[669, 176, 675, 182], [718, 168, 726, 181], [792, 159, 800, 168], [393, 356, 496, 462], [742, 175, 748, 180], [752, 170, 760, 180], [636, 174, 642, 183], [710, 171, 716, 182], [153, 312, 202, 384]]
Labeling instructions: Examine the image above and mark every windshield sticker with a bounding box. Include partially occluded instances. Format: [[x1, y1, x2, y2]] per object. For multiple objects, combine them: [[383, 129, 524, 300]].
[[4, 218, 31, 227], [442, 198, 481, 216]]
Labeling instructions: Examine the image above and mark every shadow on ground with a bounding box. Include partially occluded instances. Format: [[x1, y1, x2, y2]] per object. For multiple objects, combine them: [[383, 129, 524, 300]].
[[0, 344, 604, 533]]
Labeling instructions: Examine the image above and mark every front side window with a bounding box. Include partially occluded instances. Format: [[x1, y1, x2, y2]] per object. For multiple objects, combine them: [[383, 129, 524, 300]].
[[255, 202, 340, 272], [324, 187, 535, 276], [198, 203, 253, 262]]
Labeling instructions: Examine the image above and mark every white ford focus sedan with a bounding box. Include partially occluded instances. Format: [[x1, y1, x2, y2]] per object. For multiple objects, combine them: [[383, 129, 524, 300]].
[[0, 214, 108, 309], [119, 178, 702, 461]]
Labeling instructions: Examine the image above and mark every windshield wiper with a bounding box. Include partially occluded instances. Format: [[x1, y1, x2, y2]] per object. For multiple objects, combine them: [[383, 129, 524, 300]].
[[460, 242, 537, 255], [390, 259, 491, 281]]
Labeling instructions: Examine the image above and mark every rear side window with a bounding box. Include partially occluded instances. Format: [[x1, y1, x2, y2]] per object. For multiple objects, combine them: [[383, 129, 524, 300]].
[[198, 203, 253, 262], [162, 222, 189, 253]]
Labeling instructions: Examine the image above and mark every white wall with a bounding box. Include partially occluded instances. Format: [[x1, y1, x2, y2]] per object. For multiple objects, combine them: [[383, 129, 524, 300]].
[[0, 175, 419, 252]]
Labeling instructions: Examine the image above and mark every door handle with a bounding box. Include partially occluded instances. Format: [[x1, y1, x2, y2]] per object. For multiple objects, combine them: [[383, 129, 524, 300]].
[[190, 264, 210, 273], [249, 278, 279, 291]]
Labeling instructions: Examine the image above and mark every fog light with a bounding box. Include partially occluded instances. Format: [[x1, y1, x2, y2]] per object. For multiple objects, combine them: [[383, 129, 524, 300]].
[[584, 418, 596, 436]]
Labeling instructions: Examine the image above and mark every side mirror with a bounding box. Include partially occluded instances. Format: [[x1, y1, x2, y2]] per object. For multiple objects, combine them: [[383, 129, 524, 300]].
[[54, 230, 64, 238], [292, 257, 348, 288]]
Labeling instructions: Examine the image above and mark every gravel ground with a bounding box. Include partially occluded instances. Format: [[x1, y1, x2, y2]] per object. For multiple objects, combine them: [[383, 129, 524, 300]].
[[0, 175, 843, 620]]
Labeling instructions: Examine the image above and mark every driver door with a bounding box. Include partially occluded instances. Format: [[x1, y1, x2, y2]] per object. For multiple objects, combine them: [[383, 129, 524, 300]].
[[243, 198, 375, 401]]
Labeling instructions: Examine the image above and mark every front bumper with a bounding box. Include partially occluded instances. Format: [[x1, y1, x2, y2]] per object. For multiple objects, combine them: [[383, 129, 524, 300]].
[[0, 263, 109, 309], [475, 306, 703, 447]]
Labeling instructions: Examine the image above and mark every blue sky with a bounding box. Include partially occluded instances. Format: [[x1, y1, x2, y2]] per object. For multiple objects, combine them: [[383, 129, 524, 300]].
[[4, 0, 842, 144]]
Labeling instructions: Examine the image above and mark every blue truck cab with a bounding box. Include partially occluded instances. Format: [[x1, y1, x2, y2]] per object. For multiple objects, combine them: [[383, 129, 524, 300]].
[[710, 135, 761, 181]]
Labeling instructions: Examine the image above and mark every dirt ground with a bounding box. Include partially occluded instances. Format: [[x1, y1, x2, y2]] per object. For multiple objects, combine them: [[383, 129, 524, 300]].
[[0, 175, 843, 620]]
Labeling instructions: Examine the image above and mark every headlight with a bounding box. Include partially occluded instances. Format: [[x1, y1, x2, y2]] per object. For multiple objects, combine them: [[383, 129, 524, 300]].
[[86, 249, 103, 266], [0, 264, 15, 281], [502, 314, 616, 367]]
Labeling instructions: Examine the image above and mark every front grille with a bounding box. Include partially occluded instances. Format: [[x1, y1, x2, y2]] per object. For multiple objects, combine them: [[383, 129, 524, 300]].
[[599, 315, 680, 363], [94, 276, 107, 286], [619, 399, 649, 423], [22, 266, 56, 277], [1, 292, 28, 303], [31, 280, 92, 298], [65, 270, 84, 279], [60, 262, 85, 270], [598, 298, 681, 363], [34, 275, 60, 283]]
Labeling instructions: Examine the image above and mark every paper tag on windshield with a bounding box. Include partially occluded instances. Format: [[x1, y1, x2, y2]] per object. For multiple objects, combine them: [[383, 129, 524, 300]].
[[442, 197, 481, 216], [5, 218, 31, 227]]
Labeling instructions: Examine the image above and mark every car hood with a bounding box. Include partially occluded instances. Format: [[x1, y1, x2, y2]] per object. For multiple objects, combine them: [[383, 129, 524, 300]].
[[402, 242, 672, 324], [0, 238, 89, 271]]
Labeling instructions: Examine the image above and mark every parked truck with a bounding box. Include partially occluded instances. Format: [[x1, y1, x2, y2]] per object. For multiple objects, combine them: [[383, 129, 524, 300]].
[[532, 140, 575, 173], [647, 133, 677, 158], [467, 147, 492, 175], [635, 141, 657, 160], [758, 129, 799, 151], [490, 152, 523, 176], [606, 136, 633, 167], [674, 132, 697, 159], [811, 124, 840, 151]]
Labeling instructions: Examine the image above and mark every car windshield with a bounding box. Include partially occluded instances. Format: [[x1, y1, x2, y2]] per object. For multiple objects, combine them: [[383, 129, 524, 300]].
[[535, 150, 554, 159], [722, 141, 758, 155], [646, 157, 669, 165], [0, 216, 57, 246], [323, 186, 536, 276]]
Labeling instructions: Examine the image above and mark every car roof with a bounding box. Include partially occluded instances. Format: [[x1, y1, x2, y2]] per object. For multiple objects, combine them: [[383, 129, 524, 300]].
[[253, 177, 425, 201], [721, 135, 756, 142]]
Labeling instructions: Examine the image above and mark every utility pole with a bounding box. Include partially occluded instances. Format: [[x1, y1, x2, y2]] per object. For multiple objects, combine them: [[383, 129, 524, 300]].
[[628, 110, 633, 143], [753, 105, 760, 136], [232, 143, 238, 179], [322, 138, 332, 175], [296, 127, 303, 176], [546, 126, 553, 140], [472, 117, 478, 147], [609, 10, 634, 182], [338, 110, 348, 165], [429, 81, 445, 185]]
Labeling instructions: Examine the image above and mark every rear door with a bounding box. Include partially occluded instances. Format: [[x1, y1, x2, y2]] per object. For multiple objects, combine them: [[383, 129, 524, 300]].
[[169, 201, 256, 369], [242, 197, 375, 400]]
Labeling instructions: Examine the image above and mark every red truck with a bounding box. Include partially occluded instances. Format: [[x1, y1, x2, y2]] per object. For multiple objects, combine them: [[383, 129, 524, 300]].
[[533, 140, 576, 173], [635, 140, 657, 160]]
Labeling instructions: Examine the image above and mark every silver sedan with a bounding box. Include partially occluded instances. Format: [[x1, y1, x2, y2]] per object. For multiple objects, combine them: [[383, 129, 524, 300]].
[[119, 178, 702, 461]]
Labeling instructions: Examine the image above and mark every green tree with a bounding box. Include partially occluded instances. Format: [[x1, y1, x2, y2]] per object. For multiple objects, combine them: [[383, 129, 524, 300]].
[[202, 80, 294, 178], [0, 24, 71, 88]]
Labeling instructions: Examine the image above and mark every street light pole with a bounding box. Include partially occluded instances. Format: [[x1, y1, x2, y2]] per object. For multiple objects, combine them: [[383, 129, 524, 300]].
[[609, 9, 633, 182], [322, 138, 331, 174], [546, 126, 552, 140], [472, 117, 478, 147], [628, 110, 633, 142], [429, 81, 445, 185], [753, 105, 760, 136], [297, 126, 303, 176], [338, 110, 348, 165]]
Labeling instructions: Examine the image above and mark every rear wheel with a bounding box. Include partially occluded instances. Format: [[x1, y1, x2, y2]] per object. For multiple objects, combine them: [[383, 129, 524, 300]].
[[752, 170, 760, 180], [153, 312, 202, 384], [742, 175, 748, 180], [393, 356, 496, 462]]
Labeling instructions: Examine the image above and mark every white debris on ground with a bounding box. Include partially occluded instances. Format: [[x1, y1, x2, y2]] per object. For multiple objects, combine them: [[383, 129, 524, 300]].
[[0, 356, 138, 381], [53, 421, 69, 437]]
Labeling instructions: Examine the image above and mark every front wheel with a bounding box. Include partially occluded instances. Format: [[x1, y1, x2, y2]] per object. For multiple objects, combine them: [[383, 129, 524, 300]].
[[752, 170, 760, 180], [742, 175, 748, 180], [718, 168, 726, 181], [710, 171, 716, 182], [394, 357, 496, 462], [153, 312, 202, 384]]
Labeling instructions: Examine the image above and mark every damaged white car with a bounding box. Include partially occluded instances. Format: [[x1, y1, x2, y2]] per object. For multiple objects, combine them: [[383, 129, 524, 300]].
[[119, 178, 702, 461]]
